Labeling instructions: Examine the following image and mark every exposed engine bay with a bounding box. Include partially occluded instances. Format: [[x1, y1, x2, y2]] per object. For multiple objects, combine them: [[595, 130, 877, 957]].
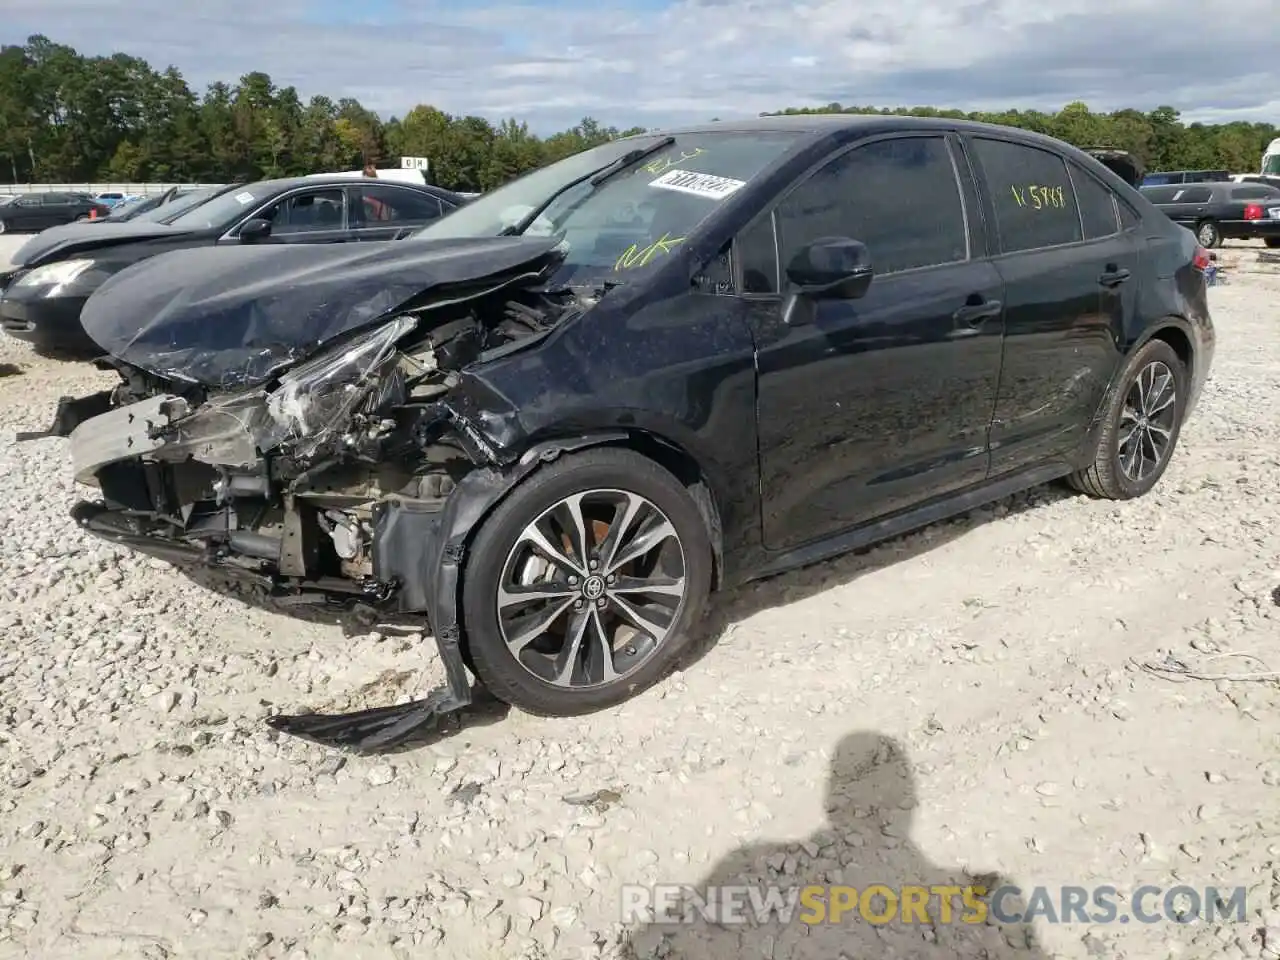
[[22, 241, 614, 751], [63, 282, 596, 599]]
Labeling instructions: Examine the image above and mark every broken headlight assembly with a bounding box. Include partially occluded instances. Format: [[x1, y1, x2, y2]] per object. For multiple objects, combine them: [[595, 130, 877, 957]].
[[155, 315, 419, 469], [264, 314, 418, 460]]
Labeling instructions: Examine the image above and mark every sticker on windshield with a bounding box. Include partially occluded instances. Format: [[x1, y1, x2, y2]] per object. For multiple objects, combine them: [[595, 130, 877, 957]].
[[649, 168, 745, 200], [234, 191, 255, 205]]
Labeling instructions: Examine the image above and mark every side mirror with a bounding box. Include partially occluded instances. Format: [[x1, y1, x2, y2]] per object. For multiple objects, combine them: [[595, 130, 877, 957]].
[[239, 217, 273, 242], [782, 237, 873, 325]]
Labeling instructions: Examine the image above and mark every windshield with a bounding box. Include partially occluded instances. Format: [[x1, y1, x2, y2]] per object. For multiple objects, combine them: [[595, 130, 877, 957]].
[[166, 185, 265, 230], [145, 188, 222, 223], [409, 131, 801, 282], [1264, 154, 1280, 176], [104, 196, 156, 220]]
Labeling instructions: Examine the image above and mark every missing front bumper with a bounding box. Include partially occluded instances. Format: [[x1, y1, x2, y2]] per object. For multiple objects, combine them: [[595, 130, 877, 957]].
[[71, 498, 477, 751]]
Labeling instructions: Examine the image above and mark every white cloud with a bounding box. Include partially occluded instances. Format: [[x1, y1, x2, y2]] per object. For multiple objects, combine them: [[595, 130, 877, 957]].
[[2, 0, 1277, 135]]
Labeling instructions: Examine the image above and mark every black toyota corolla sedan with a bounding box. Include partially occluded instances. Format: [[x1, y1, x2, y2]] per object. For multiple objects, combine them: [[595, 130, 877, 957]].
[[0, 175, 465, 354], [25, 115, 1215, 751]]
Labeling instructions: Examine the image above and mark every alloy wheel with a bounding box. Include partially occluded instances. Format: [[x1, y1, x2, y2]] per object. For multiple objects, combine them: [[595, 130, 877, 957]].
[[496, 489, 688, 688], [1197, 223, 1216, 247], [1118, 360, 1177, 482]]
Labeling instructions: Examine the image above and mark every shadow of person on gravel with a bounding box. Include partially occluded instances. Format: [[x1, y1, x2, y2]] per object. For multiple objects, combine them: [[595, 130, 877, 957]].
[[622, 731, 1047, 960]]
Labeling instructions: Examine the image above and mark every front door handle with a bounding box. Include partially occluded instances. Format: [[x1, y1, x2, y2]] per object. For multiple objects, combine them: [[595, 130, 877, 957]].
[[952, 298, 1002, 327], [1100, 267, 1131, 287]]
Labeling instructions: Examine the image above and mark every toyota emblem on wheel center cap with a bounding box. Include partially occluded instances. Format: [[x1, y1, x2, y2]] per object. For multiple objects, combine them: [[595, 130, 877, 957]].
[[582, 575, 606, 600]]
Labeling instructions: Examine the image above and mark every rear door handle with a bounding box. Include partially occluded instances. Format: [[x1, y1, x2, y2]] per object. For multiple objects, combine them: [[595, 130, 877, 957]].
[[1100, 267, 1131, 287], [952, 299, 1002, 327]]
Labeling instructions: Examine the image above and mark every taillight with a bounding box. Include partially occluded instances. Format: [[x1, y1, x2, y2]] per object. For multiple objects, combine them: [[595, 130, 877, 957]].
[[1192, 246, 1211, 271], [1244, 203, 1263, 220]]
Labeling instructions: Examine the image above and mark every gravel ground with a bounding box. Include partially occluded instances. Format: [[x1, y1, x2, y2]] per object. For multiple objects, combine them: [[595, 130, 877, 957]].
[[1, 244, 1278, 960]]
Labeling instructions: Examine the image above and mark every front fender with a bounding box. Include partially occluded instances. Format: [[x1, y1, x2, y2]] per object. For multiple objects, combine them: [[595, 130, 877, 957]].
[[370, 431, 626, 684]]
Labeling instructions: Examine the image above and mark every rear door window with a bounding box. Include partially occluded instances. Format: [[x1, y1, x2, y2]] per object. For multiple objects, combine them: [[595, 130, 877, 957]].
[[1169, 187, 1212, 203], [360, 184, 443, 223], [1230, 186, 1276, 200], [970, 137, 1083, 252], [1069, 162, 1120, 240]]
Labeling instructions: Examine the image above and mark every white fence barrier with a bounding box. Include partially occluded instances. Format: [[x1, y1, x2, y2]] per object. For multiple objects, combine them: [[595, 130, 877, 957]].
[[0, 183, 227, 196]]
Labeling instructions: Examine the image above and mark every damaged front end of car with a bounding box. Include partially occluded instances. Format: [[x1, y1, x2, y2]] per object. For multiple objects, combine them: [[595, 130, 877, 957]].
[[22, 236, 611, 751]]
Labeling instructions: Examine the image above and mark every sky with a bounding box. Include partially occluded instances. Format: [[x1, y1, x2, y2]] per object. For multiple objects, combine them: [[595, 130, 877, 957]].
[[2, 0, 1278, 136]]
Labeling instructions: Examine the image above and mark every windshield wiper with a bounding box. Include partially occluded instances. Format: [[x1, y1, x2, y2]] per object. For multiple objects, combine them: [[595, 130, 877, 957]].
[[500, 136, 676, 237]]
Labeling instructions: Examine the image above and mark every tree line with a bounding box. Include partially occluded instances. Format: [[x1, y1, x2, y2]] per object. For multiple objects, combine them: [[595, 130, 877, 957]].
[[1, 35, 1276, 193]]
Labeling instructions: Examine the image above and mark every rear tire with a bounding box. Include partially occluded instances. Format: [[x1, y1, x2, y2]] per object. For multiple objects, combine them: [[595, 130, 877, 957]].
[[1195, 220, 1220, 248], [1068, 338, 1187, 500], [460, 447, 713, 716]]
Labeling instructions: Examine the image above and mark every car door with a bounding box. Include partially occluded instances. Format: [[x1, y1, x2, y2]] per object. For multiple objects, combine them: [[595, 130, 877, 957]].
[[6, 196, 43, 230], [1166, 185, 1214, 228], [739, 132, 1006, 552], [963, 135, 1128, 475], [237, 187, 351, 244], [350, 183, 446, 240], [38, 193, 75, 228]]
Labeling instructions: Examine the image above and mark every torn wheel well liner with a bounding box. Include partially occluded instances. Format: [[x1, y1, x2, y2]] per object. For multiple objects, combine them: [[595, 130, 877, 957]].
[[386, 428, 725, 674]]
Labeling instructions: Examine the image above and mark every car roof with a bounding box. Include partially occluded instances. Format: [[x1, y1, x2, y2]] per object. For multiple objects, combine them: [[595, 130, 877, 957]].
[[624, 113, 1083, 152], [247, 174, 464, 203]]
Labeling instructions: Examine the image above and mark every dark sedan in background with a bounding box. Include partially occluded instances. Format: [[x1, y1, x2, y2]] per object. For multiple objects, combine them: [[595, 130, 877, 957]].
[[1140, 181, 1280, 248], [0, 192, 112, 233], [0, 175, 466, 353]]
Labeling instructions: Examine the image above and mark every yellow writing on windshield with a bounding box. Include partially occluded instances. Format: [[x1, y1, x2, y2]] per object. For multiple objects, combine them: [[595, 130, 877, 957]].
[[1010, 184, 1067, 210], [642, 148, 706, 176], [615, 232, 686, 271]]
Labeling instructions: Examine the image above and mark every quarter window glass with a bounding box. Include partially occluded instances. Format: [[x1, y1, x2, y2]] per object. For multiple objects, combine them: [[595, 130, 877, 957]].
[[361, 185, 442, 222], [264, 190, 346, 233], [736, 213, 779, 293], [972, 138, 1082, 252], [1070, 162, 1120, 240], [775, 136, 967, 276]]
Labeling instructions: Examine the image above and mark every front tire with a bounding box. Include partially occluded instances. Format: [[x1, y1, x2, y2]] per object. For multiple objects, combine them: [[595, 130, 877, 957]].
[[1068, 338, 1187, 500], [461, 447, 713, 716]]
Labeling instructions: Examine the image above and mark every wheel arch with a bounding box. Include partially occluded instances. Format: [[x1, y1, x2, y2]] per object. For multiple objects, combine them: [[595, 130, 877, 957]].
[[477, 428, 727, 592], [1127, 317, 1195, 383], [1081, 317, 1196, 459], [415, 428, 727, 675]]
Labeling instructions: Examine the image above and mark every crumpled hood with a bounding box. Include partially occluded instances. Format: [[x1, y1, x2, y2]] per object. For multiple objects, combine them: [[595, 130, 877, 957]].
[[10, 221, 192, 269], [80, 235, 567, 389]]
